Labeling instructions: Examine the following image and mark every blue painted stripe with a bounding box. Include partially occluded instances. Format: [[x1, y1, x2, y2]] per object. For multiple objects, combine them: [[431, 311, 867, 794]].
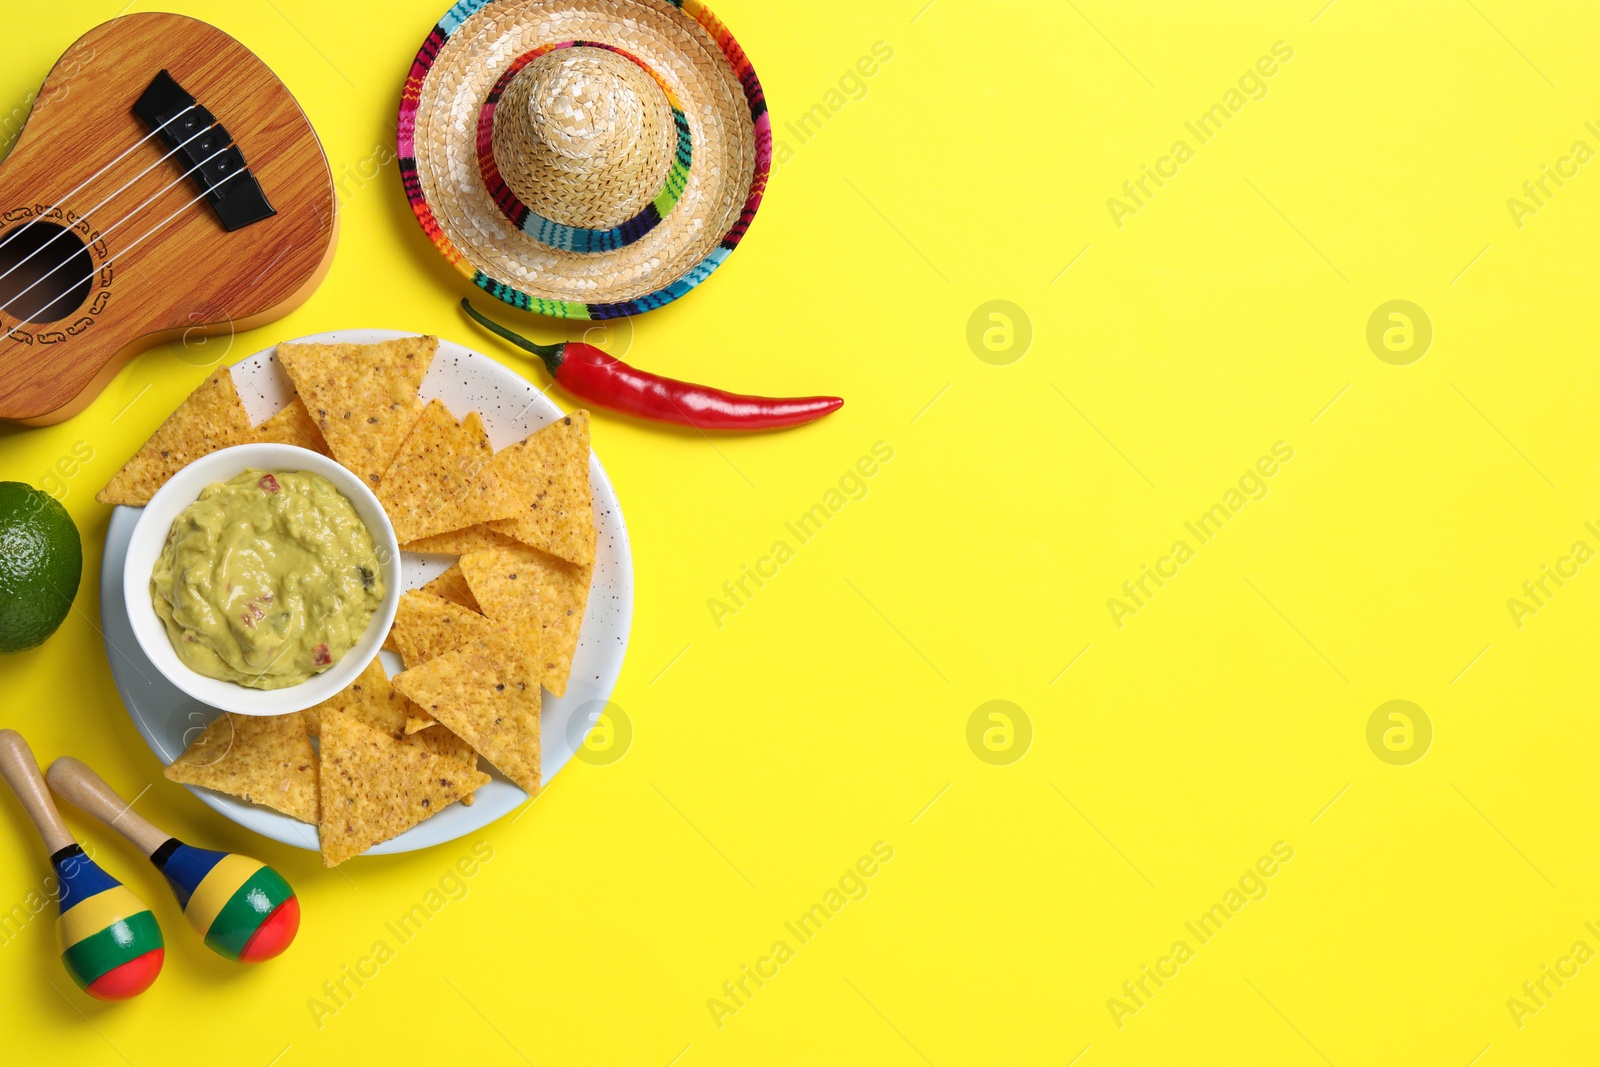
[[53, 848, 118, 912], [439, 0, 492, 37], [159, 844, 228, 910]]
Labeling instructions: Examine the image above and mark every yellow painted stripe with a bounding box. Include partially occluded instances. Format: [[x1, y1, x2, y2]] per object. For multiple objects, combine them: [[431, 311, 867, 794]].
[[57, 886, 150, 951], [184, 854, 263, 935]]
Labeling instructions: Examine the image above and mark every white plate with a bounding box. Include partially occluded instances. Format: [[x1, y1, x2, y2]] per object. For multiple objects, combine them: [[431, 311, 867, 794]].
[[99, 330, 634, 856]]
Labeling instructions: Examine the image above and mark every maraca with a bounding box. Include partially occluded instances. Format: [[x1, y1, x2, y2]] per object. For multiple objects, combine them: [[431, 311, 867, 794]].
[[0, 730, 163, 999], [47, 757, 300, 962]]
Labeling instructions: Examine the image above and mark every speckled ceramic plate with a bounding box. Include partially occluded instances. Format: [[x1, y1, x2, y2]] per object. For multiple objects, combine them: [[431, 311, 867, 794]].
[[100, 329, 634, 856]]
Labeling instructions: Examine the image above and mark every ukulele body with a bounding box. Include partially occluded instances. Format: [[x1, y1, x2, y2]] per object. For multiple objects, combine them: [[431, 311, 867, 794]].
[[0, 13, 336, 425]]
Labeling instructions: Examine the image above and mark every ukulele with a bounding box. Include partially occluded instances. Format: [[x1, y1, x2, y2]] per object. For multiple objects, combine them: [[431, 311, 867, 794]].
[[0, 13, 337, 425]]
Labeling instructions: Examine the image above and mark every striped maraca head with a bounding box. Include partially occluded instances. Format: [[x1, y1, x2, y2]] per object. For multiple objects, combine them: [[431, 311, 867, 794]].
[[150, 839, 298, 961], [53, 845, 164, 1000]]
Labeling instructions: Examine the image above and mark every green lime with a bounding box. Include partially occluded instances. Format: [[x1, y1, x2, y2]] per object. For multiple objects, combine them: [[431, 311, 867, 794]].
[[0, 482, 82, 653]]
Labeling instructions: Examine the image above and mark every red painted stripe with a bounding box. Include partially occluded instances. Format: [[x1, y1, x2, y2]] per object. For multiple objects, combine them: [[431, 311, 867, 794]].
[[237, 896, 300, 963], [83, 948, 163, 1001]]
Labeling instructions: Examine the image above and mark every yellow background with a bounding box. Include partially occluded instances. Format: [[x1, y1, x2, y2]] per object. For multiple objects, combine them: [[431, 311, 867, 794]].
[[2, 0, 1599, 1063]]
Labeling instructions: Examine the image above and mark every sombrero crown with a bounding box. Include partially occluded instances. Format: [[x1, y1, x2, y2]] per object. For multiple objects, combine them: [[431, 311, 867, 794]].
[[400, 0, 771, 320]]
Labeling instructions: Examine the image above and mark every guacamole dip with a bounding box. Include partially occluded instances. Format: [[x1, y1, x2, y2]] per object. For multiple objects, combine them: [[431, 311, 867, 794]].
[[151, 469, 384, 689]]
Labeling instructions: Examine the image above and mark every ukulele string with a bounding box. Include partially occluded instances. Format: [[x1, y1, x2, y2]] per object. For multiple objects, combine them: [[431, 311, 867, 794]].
[[0, 104, 197, 257], [0, 139, 239, 324], [0, 113, 219, 288], [0, 152, 246, 335]]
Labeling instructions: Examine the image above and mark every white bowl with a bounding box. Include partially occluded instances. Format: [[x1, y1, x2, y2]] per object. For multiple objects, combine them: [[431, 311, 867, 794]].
[[122, 443, 402, 716]]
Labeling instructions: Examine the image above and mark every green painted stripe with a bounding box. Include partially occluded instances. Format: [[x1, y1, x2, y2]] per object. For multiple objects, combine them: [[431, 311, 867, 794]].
[[530, 295, 589, 319], [654, 160, 691, 216], [61, 910, 162, 987], [203, 867, 293, 960]]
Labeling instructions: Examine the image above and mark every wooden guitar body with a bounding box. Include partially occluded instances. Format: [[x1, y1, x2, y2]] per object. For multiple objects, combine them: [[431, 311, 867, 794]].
[[0, 13, 336, 425]]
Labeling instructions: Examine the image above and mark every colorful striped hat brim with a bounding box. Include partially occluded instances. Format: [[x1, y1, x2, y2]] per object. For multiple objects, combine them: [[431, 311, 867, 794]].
[[398, 0, 770, 320]]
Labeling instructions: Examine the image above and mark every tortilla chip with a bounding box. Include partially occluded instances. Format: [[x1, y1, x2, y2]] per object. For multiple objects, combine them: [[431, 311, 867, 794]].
[[486, 411, 597, 566], [460, 543, 590, 698], [250, 397, 333, 456], [318, 712, 487, 866], [304, 656, 409, 736], [392, 630, 542, 794], [303, 657, 479, 802], [404, 713, 437, 735], [308, 657, 470, 760], [96, 368, 255, 505], [390, 590, 496, 667], [276, 336, 437, 488], [165, 711, 319, 823], [377, 401, 522, 543], [420, 563, 482, 613], [419, 727, 476, 804], [411, 723, 478, 776], [402, 525, 521, 555]]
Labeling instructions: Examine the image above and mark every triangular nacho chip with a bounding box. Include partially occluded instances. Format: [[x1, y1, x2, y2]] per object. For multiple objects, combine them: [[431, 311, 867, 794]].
[[96, 367, 254, 505], [317, 712, 487, 866], [402, 524, 521, 555], [390, 590, 496, 667], [460, 543, 590, 698], [410, 723, 477, 769], [392, 630, 542, 795], [486, 411, 597, 566], [165, 711, 319, 823], [250, 397, 333, 456], [413, 720, 477, 804], [304, 656, 409, 736], [302, 656, 478, 801], [276, 336, 437, 488], [377, 401, 521, 543], [419, 563, 482, 613]]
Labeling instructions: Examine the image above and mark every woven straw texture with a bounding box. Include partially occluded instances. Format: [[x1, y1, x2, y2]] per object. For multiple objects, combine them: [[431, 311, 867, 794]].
[[399, 0, 771, 320]]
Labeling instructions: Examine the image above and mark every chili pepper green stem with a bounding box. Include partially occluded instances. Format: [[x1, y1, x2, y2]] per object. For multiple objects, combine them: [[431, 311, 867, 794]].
[[460, 298, 562, 375]]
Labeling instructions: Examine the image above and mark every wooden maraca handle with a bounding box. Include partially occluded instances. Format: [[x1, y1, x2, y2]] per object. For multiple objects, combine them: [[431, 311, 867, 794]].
[[46, 758, 170, 858], [0, 729, 76, 854]]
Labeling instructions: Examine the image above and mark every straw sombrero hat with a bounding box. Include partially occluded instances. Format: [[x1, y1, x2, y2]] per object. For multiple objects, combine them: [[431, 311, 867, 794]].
[[398, 0, 770, 320]]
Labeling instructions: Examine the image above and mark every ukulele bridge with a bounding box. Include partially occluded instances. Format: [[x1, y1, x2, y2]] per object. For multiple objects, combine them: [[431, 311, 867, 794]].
[[132, 70, 276, 232]]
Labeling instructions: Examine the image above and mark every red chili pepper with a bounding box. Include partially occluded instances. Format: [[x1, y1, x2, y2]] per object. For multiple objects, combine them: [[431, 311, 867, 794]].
[[312, 643, 331, 666], [462, 300, 842, 431], [258, 473, 280, 494]]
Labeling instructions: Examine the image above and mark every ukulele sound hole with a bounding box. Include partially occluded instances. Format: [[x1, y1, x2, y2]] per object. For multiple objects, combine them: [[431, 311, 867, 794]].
[[0, 222, 94, 324]]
